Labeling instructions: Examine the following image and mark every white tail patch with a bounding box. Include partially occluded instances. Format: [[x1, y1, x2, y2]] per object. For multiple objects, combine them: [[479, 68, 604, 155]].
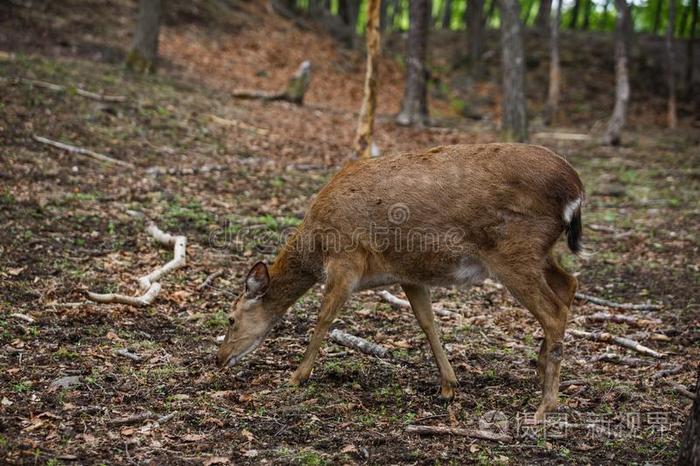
[[562, 197, 582, 224]]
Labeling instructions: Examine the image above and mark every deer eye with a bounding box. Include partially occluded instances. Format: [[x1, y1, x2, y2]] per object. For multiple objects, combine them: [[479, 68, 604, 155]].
[[228, 316, 236, 326]]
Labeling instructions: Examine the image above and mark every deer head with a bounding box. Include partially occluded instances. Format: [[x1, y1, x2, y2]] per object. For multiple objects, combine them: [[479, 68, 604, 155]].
[[216, 262, 275, 368]]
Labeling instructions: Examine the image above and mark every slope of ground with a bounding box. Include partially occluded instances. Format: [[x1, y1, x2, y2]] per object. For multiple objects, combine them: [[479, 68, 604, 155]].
[[1, 1, 699, 465]]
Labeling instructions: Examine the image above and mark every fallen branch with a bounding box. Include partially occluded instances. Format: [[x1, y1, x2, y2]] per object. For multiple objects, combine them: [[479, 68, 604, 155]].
[[13, 77, 126, 102], [155, 412, 177, 424], [575, 292, 661, 311], [108, 412, 156, 426], [197, 270, 223, 291], [590, 352, 651, 367], [86, 223, 186, 307], [586, 312, 662, 326], [652, 364, 684, 379], [208, 114, 270, 135], [377, 290, 410, 309], [33, 135, 135, 168], [232, 61, 311, 105], [405, 425, 512, 442], [661, 380, 697, 400], [377, 290, 458, 318], [146, 164, 228, 177], [532, 131, 592, 141], [329, 329, 389, 358], [115, 349, 142, 362], [570, 329, 664, 358], [10, 313, 35, 323]]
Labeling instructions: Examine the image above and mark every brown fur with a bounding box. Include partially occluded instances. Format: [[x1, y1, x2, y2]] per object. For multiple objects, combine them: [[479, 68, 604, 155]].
[[217, 143, 584, 420]]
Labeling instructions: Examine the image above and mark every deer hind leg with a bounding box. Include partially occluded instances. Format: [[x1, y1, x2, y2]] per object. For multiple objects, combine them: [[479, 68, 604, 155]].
[[495, 266, 569, 421], [402, 283, 457, 400], [289, 260, 359, 385], [537, 256, 577, 384]]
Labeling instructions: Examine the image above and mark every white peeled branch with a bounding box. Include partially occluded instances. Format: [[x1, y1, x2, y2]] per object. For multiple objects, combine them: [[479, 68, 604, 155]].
[[87, 223, 186, 307]]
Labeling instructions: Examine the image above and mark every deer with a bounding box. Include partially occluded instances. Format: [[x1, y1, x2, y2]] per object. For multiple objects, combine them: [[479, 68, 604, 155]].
[[216, 143, 584, 420]]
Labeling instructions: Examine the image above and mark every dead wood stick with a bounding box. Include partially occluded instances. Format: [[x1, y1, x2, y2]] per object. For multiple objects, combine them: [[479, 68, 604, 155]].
[[377, 290, 410, 309], [377, 290, 458, 318], [108, 412, 155, 426], [570, 329, 664, 358], [155, 412, 177, 424], [575, 292, 661, 311], [652, 364, 684, 379], [87, 223, 186, 307], [590, 352, 651, 367], [18, 77, 126, 102], [33, 135, 135, 168], [662, 380, 697, 400], [531, 131, 592, 141], [232, 60, 311, 105], [405, 425, 512, 441], [586, 312, 662, 326], [329, 329, 389, 358], [208, 114, 270, 135], [115, 348, 142, 362], [10, 313, 36, 323], [197, 270, 223, 291]]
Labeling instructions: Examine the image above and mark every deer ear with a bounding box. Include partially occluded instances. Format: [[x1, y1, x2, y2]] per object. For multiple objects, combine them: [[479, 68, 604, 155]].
[[245, 262, 270, 298]]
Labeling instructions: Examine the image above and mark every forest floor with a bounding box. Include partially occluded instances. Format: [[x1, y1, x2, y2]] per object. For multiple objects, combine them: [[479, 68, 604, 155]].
[[1, 1, 699, 465]]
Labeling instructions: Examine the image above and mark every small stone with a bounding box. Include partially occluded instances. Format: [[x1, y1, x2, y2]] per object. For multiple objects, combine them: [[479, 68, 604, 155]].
[[50, 375, 81, 391]]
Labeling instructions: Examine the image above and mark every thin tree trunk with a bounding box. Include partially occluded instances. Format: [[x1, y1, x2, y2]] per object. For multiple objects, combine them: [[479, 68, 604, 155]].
[[667, 0, 677, 128], [569, 0, 581, 28], [125, 0, 162, 73], [602, 0, 610, 28], [652, 0, 663, 35], [441, 0, 453, 28], [544, 0, 562, 125], [522, 0, 536, 25], [354, 0, 381, 158], [680, 1, 690, 36], [381, 0, 389, 30], [687, 0, 698, 99], [498, 0, 528, 141], [535, 0, 553, 33], [485, 0, 497, 25], [346, 0, 360, 46], [582, 0, 593, 30], [397, 0, 430, 126], [678, 369, 700, 465], [603, 0, 631, 146], [467, 0, 485, 68]]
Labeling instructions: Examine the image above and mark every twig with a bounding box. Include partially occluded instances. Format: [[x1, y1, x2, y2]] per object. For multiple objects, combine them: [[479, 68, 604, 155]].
[[208, 115, 270, 135], [13, 77, 126, 102], [377, 290, 410, 309], [156, 412, 177, 424], [115, 349, 142, 362], [590, 352, 651, 367], [662, 380, 697, 400], [405, 425, 512, 442], [108, 412, 156, 426], [586, 312, 661, 326], [329, 329, 389, 358], [87, 223, 186, 307], [197, 270, 223, 291], [532, 131, 592, 141], [33, 135, 135, 168], [570, 329, 664, 358], [652, 364, 684, 379], [575, 292, 661, 311], [10, 313, 35, 323]]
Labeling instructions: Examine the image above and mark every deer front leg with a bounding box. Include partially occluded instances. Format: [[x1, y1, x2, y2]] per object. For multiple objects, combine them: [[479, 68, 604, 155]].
[[289, 265, 355, 385], [402, 283, 458, 400]]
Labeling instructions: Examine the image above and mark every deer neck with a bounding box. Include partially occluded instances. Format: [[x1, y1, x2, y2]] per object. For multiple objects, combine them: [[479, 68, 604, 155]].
[[263, 236, 317, 316]]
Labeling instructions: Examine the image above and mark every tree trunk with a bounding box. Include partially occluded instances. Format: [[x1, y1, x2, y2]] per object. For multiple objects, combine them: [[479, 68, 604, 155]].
[[522, 0, 536, 25], [498, 0, 528, 141], [582, 0, 593, 30], [380, 0, 389, 31], [667, 0, 677, 128], [125, 0, 162, 73], [544, 0, 562, 125], [678, 369, 700, 465], [687, 0, 698, 99], [441, 0, 453, 28], [467, 0, 485, 68], [396, 0, 430, 126], [535, 0, 552, 33], [652, 0, 663, 35], [346, 0, 360, 47], [603, 0, 631, 146], [485, 0, 497, 25], [569, 0, 580, 28], [354, 0, 381, 158]]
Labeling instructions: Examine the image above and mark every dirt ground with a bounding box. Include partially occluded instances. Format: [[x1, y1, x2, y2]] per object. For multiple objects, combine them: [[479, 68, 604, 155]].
[[1, 1, 699, 464]]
